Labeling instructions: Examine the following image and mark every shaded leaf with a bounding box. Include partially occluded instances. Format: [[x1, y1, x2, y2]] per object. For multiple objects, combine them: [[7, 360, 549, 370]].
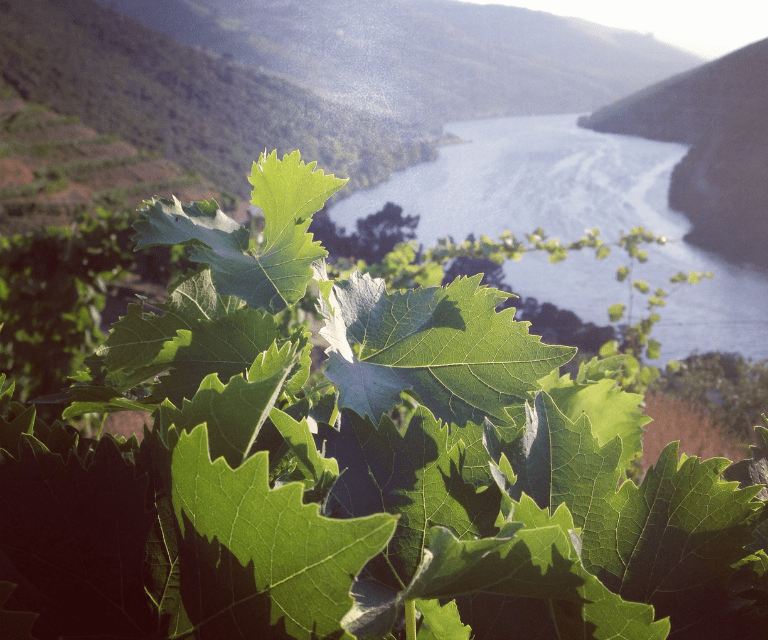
[[99, 267, 242, 378], [582, 442, 764, 638], [0, 434, 158, 639], [0, 582, 37, 640], [0, 403, 35, 458], [97, 268, 304, 406], [322, 407, 500, 591], [269, 407, 339, 485], [724, 424, 768, 500]]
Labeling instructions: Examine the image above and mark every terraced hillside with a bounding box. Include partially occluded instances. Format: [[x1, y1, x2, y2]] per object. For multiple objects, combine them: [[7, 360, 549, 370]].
[[0, 81, 234, 237]]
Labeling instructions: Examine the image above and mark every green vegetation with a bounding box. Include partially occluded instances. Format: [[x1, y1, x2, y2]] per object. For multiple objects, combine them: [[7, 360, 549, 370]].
[[0, 134, 123, 159], [655, 352, 768, 440], [0, 211, 135, 414], [1, 152, 766, 639], [0, 0, 437, 200], [41, 150, 161, 182], [91, 174, 204, 208]]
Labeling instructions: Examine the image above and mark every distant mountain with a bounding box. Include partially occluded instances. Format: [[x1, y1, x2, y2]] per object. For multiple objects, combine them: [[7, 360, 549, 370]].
[[0, 0, 436, 202], [92, 0, 702, 123], [578, 38, 768, 269]]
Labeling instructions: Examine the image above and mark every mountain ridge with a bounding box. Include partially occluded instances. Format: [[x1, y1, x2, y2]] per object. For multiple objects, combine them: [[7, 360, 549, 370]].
[[92, 0, 703, 123], [578, 38, 768, 269]]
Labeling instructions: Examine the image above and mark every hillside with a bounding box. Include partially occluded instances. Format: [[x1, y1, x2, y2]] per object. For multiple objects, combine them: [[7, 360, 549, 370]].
[[578, 38, 768, 268], [0, 79, 234, 236], [92, 0, 702, 123], [0, 0, 436, 203]]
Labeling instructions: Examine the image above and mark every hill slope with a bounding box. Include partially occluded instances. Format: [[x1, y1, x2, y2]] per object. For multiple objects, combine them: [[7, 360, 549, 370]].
[[0, 0, 436, 202], [0, 79, 231, 236], [578, 38, 768, 268], [93, 0, 702, 123]]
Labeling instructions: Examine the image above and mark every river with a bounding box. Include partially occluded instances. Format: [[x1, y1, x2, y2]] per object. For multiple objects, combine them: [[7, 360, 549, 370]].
[[327, 114, 768, 363]]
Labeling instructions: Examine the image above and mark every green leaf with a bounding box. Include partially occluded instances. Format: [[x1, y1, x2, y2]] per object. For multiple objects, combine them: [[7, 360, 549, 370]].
[[152, 310, 306, 405], [322, 406, 501, 591], [542, 369, 650, 472], [59, 386, 155, 419], [506, 392, 623, 530], [98, 268, 305, 406], [171, 424, 397, 640], [269, 406, 339, 485], [399, 504, 667, 640], [132, 151, 344, 312], [633, 279, 650, 294], [646, 338, 661, 360], [0, 402, 35, 458], [582, 442, 764, 637], [416, 599, 471, 640], [155, 340, 300, 467], [249, 149, 347, 251], [607, 302, 625, 322], [98, 267, 243, 380], [341, 442, 665, 639], [320, 271, 574, 426]]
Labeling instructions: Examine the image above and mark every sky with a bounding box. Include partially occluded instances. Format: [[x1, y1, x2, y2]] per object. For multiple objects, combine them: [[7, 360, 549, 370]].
[[457, 0, 768, 59]]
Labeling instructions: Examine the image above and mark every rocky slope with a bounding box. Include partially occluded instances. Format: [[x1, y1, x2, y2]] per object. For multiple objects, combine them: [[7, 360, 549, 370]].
[[578, 38, 768, 269]]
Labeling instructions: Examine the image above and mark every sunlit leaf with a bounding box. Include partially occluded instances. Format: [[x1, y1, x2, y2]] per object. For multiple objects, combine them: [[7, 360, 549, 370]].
[[320, 271, 574, 426]]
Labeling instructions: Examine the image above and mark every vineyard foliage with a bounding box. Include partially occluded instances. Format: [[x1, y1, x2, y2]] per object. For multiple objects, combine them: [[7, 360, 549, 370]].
[[1, 151, 768, 640]]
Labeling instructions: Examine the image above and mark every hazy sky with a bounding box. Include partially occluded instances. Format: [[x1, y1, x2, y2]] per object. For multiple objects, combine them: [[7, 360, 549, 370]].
[[458, 0, 768, 59]]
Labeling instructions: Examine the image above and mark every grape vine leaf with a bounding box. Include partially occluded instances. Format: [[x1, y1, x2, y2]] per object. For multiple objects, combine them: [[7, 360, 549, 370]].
[[0, 433, 159, 638], [97, 267, 244, 380], [724, 424, 768, 500], [505, 391, 623, 530], [416, 598, 471, 640], [132, 150, 345, 312], [0, 401, 35, 458], [137, 427, 191, 638], [542, 365, 650, 472], [321, 406, 501, 592], [269, 407, 339, 486], [412, 501, 666, 640], [170, 424, 397, 640], [581, 442, 765, 637], [96, 268, 308, 407], [154, 340, 300, 467], [320, 271, 575, 426], [347, 501, 667, 639]]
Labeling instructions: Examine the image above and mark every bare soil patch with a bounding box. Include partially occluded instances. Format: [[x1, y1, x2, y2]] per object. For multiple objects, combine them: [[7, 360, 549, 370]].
[[0, 157, 34, 187]]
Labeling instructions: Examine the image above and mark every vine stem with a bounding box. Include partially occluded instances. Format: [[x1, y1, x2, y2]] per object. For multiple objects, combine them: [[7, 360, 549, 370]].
[[405, 599, 417, 640]]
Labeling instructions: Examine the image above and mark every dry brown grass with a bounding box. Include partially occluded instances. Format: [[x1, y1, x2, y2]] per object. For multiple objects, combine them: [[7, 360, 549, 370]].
[[641, 391, 751, 474]]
